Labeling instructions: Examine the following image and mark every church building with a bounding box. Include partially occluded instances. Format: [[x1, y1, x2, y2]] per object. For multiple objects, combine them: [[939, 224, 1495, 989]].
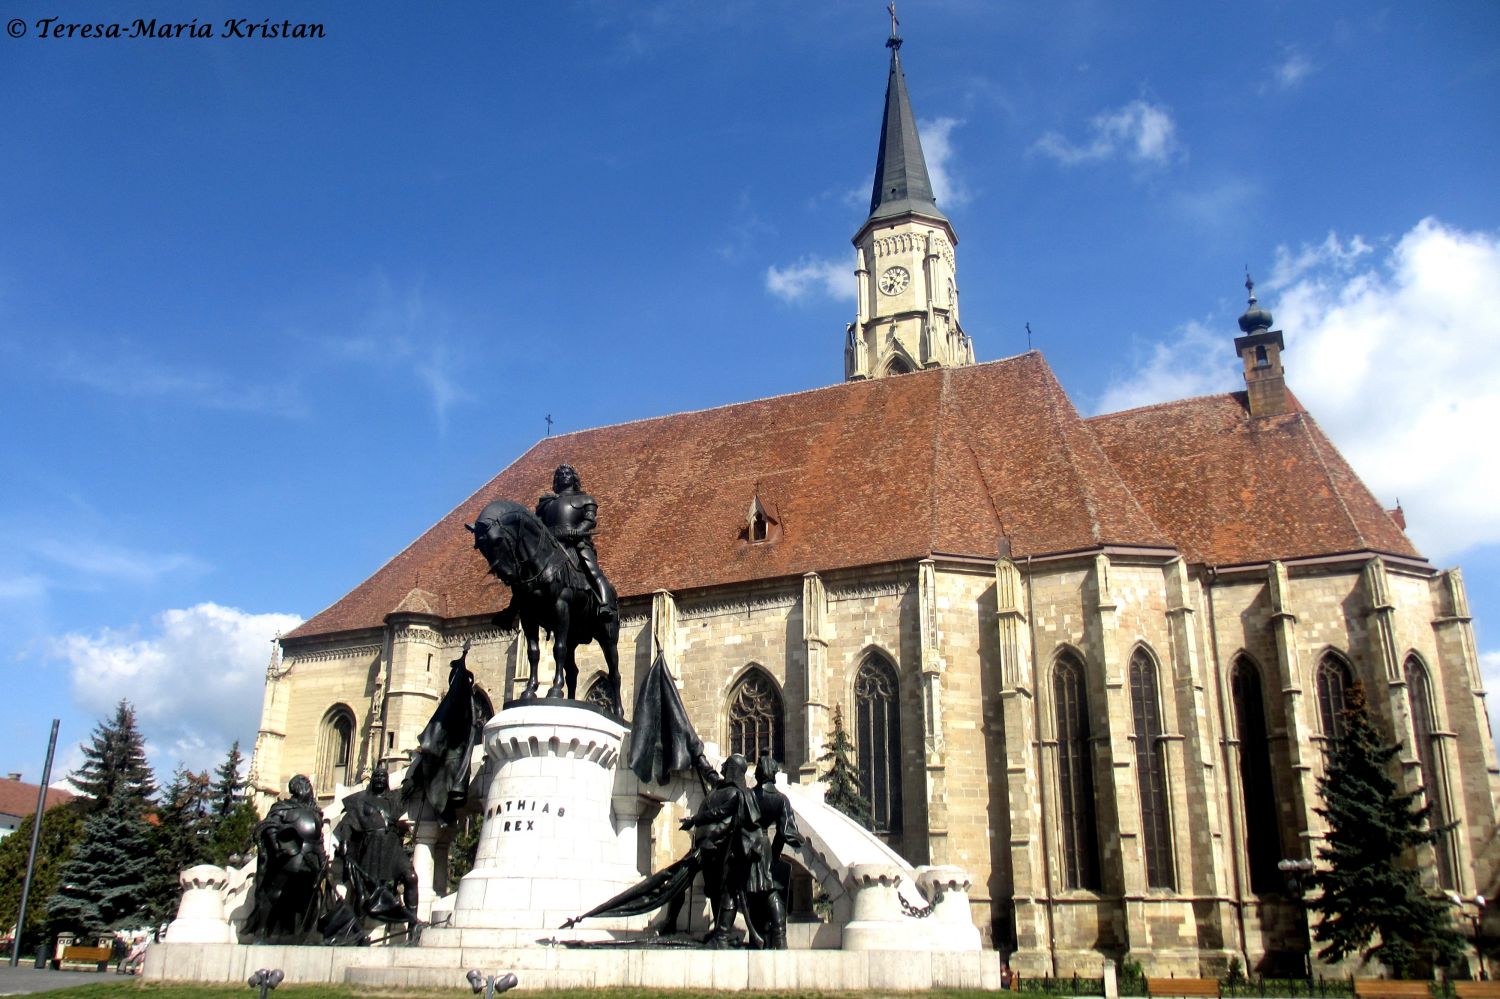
[[250, 24, 1499, 976]]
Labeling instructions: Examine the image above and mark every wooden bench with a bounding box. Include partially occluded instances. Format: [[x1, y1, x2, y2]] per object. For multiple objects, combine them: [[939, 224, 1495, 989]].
[[56, 945, 112, 971], [1353, 981, 1434, 999], [1146, 978, 1220, 997], [1454, 984, 1500, 999]]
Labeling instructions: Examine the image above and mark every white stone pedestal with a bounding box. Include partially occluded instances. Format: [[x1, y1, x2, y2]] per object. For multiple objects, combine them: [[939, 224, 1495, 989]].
[[447, 702, 644, 940], [165, 865, 234, 943]]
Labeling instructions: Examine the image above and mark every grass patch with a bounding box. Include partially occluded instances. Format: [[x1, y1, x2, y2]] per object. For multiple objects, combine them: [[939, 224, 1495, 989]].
[[32, 986, 1013, 999]]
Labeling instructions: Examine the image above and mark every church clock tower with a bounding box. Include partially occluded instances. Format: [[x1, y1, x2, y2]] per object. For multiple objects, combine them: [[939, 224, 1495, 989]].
[[845, 17, 973, 381]]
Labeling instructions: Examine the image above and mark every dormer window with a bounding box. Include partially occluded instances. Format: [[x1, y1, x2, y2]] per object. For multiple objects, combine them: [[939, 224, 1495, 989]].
[[745, 493, 777, 545]]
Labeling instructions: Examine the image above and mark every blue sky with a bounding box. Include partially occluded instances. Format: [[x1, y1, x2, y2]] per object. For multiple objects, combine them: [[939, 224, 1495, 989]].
[[2, 1, 1498, 784]]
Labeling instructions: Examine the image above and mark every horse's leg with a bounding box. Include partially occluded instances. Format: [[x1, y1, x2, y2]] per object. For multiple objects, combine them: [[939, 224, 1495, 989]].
[[546, 597, 571, 699], [599, 618, 623, 716], [521, 616, 541, 699]]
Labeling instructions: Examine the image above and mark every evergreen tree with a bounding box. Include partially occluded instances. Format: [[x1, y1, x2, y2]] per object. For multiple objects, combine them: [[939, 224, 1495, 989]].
[[210, 741, 245, 819], [1309, 683, 1464, 976], [818, 705, 873, 828], [0, 799, 86, 946], [206, 799, 260, 867], [46, 791, 156, 933], [71, 700, 156, 812], [147, 767, 212, 922]]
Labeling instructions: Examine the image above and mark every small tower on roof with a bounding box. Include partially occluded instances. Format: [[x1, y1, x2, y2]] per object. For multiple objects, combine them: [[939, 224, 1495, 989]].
[[1235, 273, 1290, 417], [845, 6, 973, 381]]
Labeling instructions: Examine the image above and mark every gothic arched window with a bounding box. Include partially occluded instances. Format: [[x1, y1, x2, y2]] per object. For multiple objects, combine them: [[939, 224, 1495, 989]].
[[1406, 655, 1456, 888], [1316, 652, 1354, 740], [1054, 652, 1101, 890], [1129, 648, 1175, 890], [583, 677, 616, 713], [1232, 657, 1282, 894], [854, 654, 903, 834], [728, 667, 784, 764], [316, 704, 356, 795]]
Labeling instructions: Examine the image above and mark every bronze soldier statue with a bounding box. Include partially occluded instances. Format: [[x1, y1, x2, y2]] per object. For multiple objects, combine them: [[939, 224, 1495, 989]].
[[536, 464, 616, 621], [748, 754, 805, 949], [335, 766, 421, 936], [679, 753, 771, 947], [243, 775, 327, 942]]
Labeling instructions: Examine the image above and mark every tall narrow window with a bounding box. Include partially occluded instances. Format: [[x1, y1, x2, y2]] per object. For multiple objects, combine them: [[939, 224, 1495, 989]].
[[1316, 653, 1354, 740], [1054, 652, 1101, 890], [1406, 656, 1456, 888], [854, 654, 903, 834], [728, 667, 784, 763], [317, 705, 356, 795], [1129, 648, 1175, 890], [1232, 658, 1282, 894]]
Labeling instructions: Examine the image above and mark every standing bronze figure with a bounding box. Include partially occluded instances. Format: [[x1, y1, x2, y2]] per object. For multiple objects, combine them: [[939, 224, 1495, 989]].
[[748, 754, 805, 949], [243, 775, 327, 942], [334, 766, 421, 935], [400, 639, 487, 825], [467, 464, 623, 715]]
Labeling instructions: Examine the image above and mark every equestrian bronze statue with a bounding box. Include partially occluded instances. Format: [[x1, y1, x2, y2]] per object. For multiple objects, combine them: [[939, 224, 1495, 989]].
[[467, 464, 623, 715]]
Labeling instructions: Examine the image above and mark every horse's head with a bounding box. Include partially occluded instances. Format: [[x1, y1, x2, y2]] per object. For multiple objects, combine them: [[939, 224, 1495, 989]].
[[467, 500, 525, 584]]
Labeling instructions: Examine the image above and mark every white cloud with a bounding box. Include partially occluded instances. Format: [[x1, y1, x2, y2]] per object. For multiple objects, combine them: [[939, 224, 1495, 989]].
[[21, 341, 304, 417], [24, 537, 206, 585], [765, 256, 851, 303], [1096, 218, 1500, 563], [1269, 49, 1315, 92], [1035, 99, 1180, 166], [50, 603, 302, 776], [919, 116, 970, 209]]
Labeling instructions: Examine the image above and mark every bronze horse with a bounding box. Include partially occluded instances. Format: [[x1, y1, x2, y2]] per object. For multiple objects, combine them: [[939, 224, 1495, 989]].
[[467, 499, 623, 715]]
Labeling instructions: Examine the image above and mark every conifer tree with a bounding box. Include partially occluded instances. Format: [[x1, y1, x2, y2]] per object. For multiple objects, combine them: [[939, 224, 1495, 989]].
[[47, 791, 155, 932], [210, 741, 245, 819], [1309, 683, 1464, 976], [0, 799, 85, 945], [71, 700, 156, 811], [147, 767, 212, 921], [818, 705, 873, 828], [206, 799, 260, 867]]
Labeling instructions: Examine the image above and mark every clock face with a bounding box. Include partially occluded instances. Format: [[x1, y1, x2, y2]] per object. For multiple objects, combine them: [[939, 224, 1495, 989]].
[[878, 265, 911, 296]]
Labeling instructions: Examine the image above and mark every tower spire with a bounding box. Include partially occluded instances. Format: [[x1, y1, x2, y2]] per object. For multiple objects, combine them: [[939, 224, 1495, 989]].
[[845, 16, 970, 382], [864, 12, 947, 229]]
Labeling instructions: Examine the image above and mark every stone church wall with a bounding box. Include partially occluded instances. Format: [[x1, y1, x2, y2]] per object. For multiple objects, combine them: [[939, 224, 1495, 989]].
[[255, 551, 1496, 978]]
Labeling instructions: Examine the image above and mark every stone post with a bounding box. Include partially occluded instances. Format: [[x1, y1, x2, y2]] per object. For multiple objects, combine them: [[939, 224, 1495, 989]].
[[164, 865, 233, 943], [917, 865, 981, 950], [842, 863, 906, 951], [411, 821, 441, 921]]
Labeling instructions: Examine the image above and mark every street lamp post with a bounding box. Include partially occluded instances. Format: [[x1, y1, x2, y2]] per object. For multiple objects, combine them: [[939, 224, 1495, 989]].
[[1446, 892, 1488, 980], [1279, 857, 1316, 979]]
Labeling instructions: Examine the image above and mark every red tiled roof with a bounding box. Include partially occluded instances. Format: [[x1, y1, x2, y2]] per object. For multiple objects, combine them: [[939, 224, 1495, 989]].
[[287, 354, 1166, 641], [1086, 391, 1418, 566], [286, 356, 1419, 643], [0, 778, 76, 819]]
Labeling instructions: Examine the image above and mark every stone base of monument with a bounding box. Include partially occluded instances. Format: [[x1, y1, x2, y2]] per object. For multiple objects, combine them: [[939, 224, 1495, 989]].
[[435, 701, 650, 945], [144, 942, 1003, 990]]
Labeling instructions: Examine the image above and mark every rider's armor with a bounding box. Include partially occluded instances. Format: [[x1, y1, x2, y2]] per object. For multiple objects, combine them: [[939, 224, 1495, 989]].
[[536, 487, 614, 614]]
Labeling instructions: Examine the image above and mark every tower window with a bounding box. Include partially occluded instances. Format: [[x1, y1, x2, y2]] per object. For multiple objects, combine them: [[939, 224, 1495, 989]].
[[1254, 345, 1269, 368]]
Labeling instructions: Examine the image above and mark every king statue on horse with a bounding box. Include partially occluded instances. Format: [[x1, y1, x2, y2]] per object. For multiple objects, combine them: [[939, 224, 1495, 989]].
[[467, 463, 624, 716]]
